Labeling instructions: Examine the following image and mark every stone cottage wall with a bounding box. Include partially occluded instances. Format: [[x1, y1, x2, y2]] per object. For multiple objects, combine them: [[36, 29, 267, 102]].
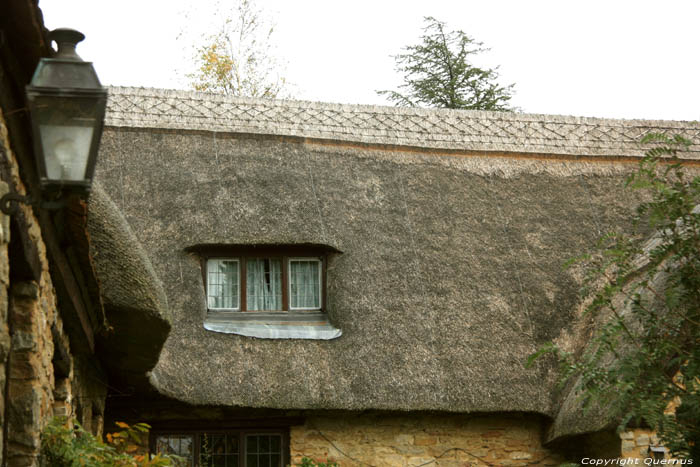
[[0, 110, 107, 466], [290, 413, 565, 466], [0, 180, 12, 464]]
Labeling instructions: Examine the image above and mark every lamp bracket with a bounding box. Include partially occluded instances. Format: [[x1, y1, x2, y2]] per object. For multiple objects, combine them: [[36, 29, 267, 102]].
[[0, 192, 65, 216]]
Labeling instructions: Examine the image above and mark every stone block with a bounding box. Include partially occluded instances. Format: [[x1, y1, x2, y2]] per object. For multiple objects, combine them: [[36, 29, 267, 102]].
[[0, 327, 10, 361], [9, 352, 40, 380], [11, 282, 39, 300], [0, 182, 9, 245], [54, 377, 71, 401], [509, 451, 532, 460], [620, 431, 635, 440], [621, 440, 636, 451], [394, 434, 414, 445], [0, 250, 9, 287], [636, 434, 650, 446], [380, 454, 406, 466], [11, 332, 36, 352], [395, 445, 424, 455], [408, 457, 434, 466], [433, 460, 463, 467], [414, 435, 437, 446]]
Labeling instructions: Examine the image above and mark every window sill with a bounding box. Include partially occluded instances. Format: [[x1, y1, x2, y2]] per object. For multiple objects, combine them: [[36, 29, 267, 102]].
[[204, 311, 342, 340]]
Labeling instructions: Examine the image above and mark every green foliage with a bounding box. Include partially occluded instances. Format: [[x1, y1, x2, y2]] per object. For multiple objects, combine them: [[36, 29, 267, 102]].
[[532, 134, 699, 459], [296, 457, 339, 467], [40, 417, 174, 466], [188, 0, 288, 98], [377, 17, 515, 110]]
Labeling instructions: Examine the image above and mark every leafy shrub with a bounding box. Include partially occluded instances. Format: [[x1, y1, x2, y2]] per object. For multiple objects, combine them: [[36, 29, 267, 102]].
[[530, 134, 699, 459], [40, 417, 174, 466]]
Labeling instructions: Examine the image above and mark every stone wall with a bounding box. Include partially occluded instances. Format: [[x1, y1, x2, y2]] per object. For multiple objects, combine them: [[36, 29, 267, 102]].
[[620, 429, 669, 461], [0, 108, 108, 466], [0, 180, 12, 464], [290, 413, 565, 466]]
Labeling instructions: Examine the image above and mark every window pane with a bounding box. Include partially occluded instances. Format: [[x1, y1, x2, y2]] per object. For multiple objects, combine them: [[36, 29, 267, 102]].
[[289, 260, 321, 309], [247, 435, 258, 453], [259, 435, 269, 452], [246, 435, 282, 467], [270, 436, 280, 452], [210, 434, 225, 454], [226, 434, 239, 453], [247, 258, 282, 310], [208, 260, 239, 309], [155, 435, 193, 467], [201, 432, 239, 467]]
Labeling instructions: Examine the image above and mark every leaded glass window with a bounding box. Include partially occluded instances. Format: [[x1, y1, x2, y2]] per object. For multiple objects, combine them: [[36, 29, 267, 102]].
[[153, 430, 285, 467], [155, 434, 194, 467], [289, 259, 321, 310], [207, 259, 240, 310], [199, 433, 239, 467], [204, 252, 325, 313], [246, 258, 282, 311], [245, 434, 282, 467]]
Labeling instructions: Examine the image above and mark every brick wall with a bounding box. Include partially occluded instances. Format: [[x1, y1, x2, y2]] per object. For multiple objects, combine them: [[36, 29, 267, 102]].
[[290, 413, 565, 467]]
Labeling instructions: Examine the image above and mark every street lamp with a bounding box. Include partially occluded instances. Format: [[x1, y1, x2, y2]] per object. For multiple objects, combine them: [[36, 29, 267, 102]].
[[1, 28, 106, 215], [27, 28, 107, 192]]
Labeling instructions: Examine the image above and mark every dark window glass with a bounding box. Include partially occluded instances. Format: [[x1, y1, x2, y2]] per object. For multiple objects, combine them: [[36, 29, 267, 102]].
[[246, 435, 282, 467], [155, 431, 283, 467], [155, 435, 193, 467], [200, 433, 240, 467]]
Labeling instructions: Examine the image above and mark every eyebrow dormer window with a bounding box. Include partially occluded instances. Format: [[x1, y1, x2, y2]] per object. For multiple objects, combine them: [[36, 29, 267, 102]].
[[202, 250, 325, 312], [190, 244, 341, 339]]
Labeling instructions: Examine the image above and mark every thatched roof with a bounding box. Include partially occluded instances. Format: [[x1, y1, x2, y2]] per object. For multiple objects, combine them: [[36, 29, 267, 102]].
[[97, 87, 700, 439], [86, 183, 171, 389]]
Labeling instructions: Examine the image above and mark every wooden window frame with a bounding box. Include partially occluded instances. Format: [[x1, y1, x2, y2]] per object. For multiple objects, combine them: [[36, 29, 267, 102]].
[[150, 427, 290, 467], [287, 258, 323, 311], [190, 245, 333, 313], [206, 258, 241, 311]]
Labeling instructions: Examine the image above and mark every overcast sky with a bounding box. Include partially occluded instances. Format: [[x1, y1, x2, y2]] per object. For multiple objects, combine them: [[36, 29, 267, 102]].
[[39, 0, 699, 121]]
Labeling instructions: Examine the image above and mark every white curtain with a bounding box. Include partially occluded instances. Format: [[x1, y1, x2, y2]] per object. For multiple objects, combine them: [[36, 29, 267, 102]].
[[207, 260, 238, 309], [247, 259, 282, 310], [290, 260, 320, 309]]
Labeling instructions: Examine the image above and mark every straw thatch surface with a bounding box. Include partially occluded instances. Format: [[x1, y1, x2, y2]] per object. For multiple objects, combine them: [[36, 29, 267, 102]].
[[96, 87, 700, 439], [86, 184, 171, 388], [106, 87, 700, 159]]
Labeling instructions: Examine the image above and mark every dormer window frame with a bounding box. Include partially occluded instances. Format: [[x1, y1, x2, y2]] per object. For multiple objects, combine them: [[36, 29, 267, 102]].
[[287, 257, 323, 311], [192, 245, 333, 314], [206, 258, 241, 311]]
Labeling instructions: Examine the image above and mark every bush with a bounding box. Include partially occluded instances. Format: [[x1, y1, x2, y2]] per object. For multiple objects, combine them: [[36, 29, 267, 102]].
[[40, 417, 175, 467]]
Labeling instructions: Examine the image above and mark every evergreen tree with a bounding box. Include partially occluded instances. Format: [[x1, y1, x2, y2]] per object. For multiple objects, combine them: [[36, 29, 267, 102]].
[[378, 17, 515, 110]]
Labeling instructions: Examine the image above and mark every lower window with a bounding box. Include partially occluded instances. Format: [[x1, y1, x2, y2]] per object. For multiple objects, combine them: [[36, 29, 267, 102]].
[[153, 430, 287, 467]]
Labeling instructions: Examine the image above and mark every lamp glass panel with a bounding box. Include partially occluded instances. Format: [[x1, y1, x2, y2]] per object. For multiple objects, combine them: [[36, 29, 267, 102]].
[[32, 96, 99, 182]]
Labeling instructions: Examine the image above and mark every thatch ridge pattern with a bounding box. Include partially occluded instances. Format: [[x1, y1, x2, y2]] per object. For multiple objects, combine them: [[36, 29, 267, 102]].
[[105, 87, 700, 159]]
